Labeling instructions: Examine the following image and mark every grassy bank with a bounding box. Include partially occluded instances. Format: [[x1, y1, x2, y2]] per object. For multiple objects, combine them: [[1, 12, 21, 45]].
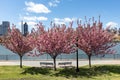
[[0, 65, 120, 80]]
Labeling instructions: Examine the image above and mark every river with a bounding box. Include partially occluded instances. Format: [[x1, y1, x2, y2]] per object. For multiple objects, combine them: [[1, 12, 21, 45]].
[[0, 44, 119, 60]]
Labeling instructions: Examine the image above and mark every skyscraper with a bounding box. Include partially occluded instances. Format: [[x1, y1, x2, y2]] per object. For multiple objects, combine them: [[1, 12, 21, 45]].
[[21, 21, 28, 36], [0, 21, 10, 36], [2, 21, 10, 35], [21, 21, 24, 35], [0, 25, 2, 35]]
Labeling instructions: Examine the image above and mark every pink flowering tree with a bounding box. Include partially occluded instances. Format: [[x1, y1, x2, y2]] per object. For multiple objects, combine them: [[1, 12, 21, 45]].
[[26, 23, 47, 56], [76, 17, 116, 68], [3, 26, 33, 68], [35, 23, 75, 70]]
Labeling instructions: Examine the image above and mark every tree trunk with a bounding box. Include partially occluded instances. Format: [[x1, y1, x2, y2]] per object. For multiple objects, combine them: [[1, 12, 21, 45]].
[[20, 56, 23, 68], [88, 55, 91, 68], [53, 57, 56, 71]]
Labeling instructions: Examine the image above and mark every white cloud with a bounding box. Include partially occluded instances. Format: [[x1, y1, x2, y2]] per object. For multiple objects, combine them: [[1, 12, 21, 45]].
[[55, 0, 60, 3], [27, 21, 37, 27], [48, 0, 60, 7], [106, 22, 118, 29], [64, 18, 75, 22], [53, 17, 76, 24], [23, 16, 36, 21], [26, 12, 30, 15], [22, 16, 48, 21], [18, 21, 37, 28], [25, 1, 51, 13], [37, 17, 48, 21], [48, 2, 57, 7], [54, 18, 60, 21]]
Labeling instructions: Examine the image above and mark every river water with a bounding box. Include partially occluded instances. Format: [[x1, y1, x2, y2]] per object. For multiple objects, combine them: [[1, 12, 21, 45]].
[[0, 44, 120, 60]]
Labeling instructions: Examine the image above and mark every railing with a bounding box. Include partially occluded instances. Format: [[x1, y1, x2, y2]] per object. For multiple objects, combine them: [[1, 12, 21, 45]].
[[0, 53, 120, 61]]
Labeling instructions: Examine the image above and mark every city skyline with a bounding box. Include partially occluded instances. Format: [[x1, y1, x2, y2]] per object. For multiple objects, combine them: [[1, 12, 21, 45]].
[[0, 0, 120, 31]]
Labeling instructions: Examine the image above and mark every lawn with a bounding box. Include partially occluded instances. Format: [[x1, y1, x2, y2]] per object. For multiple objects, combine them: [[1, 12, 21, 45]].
[[0, 65, 120, 80]]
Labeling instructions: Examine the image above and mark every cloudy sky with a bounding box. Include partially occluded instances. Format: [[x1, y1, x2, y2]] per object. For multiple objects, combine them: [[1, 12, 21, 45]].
[[0, 0, 120, 31]]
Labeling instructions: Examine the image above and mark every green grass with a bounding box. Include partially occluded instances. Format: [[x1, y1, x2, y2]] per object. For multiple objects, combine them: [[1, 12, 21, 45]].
[[0, 65, 120, 80]]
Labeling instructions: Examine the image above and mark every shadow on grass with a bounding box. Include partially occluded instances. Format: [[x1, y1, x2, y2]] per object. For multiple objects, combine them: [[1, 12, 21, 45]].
[[54, 67, 96, 78], [21, 65, 120, 78], [54, 65, 120, 78], [22, 67, 51, 75], [94, 65, 120, 74]]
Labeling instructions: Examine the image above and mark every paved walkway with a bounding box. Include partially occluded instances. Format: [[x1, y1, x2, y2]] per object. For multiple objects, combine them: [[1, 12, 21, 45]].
[[0, 60, 120, 67]]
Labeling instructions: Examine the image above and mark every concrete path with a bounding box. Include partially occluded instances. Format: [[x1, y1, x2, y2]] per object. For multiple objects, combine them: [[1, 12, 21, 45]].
[[0, 60, 120, 67]]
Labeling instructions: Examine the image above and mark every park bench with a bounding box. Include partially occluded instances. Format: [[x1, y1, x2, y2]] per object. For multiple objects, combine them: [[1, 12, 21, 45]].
[[40, 62, 53, 68], [58, 62, 72, 68]]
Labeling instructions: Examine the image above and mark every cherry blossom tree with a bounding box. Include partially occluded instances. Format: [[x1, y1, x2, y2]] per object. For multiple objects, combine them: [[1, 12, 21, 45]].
[[26, 23, 47, 56], [76, 17, 116, 67], [35, 23, 75, 70], [3, 26, 33, 68]]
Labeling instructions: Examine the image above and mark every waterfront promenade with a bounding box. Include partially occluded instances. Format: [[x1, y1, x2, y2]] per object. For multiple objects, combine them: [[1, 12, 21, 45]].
[[0, 60, 120, 68]]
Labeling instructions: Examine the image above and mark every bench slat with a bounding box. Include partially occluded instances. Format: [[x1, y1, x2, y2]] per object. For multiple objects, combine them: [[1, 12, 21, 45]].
[[40, 62, 53, 68], [58, 62, 72, 65], [40, 62, 53, 65]]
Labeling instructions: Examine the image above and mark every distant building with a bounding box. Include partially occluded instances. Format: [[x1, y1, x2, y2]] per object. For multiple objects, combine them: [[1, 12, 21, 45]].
[[24, 22, 28, 36], [2, 21, 10, 35], [0, 21, 10, 36], [21, 21, 24, 35], [0, 25, 2, 35], [21, 21, 28, 36]]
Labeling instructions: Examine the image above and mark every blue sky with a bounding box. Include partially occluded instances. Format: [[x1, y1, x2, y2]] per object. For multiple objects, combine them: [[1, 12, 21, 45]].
[[0, 0, 120, 31]]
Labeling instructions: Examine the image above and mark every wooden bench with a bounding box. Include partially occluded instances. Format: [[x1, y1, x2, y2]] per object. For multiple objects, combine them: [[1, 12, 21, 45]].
[[58, 62, 72, 68], [40, 62, 53, 68]]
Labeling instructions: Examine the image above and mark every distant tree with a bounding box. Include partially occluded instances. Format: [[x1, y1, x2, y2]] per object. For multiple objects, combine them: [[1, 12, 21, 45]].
[[0, 36, 4, 43], [3, 26, 33, 68], [118, 28, 120, 35], [111, 28, 117, 34], [34, 23, 75, 70], [76, 17, 116, 67]]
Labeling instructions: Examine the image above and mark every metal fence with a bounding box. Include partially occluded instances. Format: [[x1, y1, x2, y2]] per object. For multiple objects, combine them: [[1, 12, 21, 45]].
[[0, 53, 120, 61]]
